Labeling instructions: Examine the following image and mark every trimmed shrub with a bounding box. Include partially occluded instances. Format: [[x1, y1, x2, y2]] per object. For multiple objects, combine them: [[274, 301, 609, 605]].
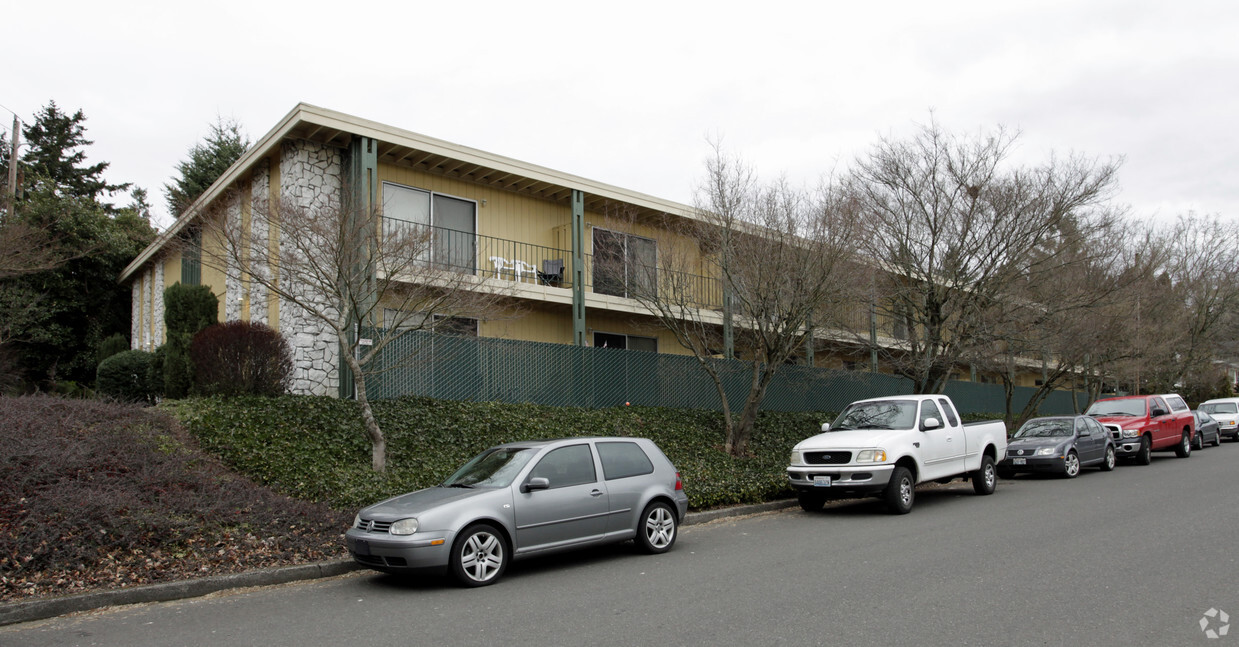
[[147, 344, 166, 398], [96, 334, 129, 364], [164, 282, 218, 335], [163, 333, 194, 399], [96, 350, 155, 404], [191, 321, 293, 396]]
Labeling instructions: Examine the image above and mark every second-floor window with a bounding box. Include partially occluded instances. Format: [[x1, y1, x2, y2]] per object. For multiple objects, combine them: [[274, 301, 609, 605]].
[[382, 182, 477, 273], [593, 228, 656, 298]]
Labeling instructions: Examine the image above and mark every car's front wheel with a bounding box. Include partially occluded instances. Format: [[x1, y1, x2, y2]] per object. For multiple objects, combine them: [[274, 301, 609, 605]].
[[1100, 446, 1117, 472], [449, 523, 508, 587], [1135, 436, 1152, 465], [1062, 450, 1081, 478], [1192, 431, 1204, 451], [972, 455, 997, 495], [884, 466, 915, 514], [636, 501, 678, 554]]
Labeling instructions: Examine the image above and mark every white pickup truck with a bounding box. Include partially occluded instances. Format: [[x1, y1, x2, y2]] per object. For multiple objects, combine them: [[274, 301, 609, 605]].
[[787, 395, 1007, 514]]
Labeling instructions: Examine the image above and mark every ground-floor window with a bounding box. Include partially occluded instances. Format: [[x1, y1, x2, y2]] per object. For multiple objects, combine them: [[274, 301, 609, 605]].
[[594, 332, 657, 352]]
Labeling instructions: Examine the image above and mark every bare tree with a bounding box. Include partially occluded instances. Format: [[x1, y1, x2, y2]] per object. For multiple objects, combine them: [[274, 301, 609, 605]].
[[199, 188, 511, 472], [615, 148, 859, 456], [1138, 213, 1239, 398], [843, 118, 1122, 394]]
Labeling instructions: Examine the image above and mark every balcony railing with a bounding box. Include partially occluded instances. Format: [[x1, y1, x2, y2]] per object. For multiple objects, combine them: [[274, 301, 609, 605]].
[[377, 216, 726, 309]]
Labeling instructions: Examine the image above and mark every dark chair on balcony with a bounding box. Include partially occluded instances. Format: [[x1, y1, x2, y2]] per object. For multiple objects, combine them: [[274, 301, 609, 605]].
[[538, 259, 565, 287]]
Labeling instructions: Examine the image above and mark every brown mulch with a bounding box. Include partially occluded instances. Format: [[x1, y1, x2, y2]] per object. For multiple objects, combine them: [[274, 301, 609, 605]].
[[1, 395, 352, 602]]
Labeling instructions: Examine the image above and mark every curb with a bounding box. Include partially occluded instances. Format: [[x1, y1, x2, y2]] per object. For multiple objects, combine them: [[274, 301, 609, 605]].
[[1, 498, 795, 627]]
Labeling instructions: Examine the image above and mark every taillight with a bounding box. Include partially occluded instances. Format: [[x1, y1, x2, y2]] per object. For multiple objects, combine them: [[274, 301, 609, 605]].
[[674, 472, 683, 491]]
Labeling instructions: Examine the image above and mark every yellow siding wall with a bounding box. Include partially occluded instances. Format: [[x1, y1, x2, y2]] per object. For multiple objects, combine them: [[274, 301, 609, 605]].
[[199, 212, 229, 323]]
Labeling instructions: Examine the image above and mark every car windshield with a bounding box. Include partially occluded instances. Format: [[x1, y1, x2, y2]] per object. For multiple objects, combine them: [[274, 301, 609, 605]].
[[1201, 402, 1238, 414], [831, 400, 917, 431], [1086, 398, 1147, 417], [1014, 419, 1074, 438], [442, 447, 539, 488]]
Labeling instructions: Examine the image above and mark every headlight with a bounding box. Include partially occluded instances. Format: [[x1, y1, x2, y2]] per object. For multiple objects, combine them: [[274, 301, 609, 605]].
[[789, 450, 801, 465], [390, 518, 419, 536], [1035, 447, 1057, 456], [353, 514, 362, 529], [856, 449, 887, 463], [1122, 429, 1139, 438]]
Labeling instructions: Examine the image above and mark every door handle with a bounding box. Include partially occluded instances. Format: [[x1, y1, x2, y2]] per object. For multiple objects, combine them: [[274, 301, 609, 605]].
[[590, 490, 603, 497]]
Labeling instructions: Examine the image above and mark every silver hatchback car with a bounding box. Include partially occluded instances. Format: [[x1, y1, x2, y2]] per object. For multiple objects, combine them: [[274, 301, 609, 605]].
[[345, 437, 689, 587]]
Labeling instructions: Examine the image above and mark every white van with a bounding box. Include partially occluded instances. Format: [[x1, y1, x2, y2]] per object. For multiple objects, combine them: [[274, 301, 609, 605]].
[[1198, 398, 1239, 441]]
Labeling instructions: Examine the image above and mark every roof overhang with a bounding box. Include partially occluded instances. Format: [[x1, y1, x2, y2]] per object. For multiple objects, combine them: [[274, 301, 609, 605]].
[[120, 102, 698, 284]]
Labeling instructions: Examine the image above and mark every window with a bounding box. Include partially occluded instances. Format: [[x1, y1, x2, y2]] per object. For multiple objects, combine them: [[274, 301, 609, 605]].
[[594, 332, 657, 352], [181, 228, 201, 285], [592, 228, 656, 298], [382, 309, 478, 336], [936, 398, 959, 426], [920, 400, 943, 428], [1164, 395, 1188, 412], [597, 442, 654, 480], [382, 182, 476, 273], [528, 445, 597, 489]]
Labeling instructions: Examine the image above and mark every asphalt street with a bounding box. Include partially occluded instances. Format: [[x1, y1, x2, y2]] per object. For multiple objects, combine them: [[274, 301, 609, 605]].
[[5, 441, 1239, 647]]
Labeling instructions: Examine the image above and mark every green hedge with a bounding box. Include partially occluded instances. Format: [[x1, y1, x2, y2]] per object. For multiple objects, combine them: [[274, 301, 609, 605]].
[[168, 395, 841, 511]]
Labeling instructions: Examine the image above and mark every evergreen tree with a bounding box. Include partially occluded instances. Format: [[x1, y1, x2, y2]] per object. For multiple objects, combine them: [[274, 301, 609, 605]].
[[163, 117, 248, 218], [20, 101, 129, 206]]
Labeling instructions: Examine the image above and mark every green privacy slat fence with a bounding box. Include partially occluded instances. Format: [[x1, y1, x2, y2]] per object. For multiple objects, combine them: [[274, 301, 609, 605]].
[[363, 330, 1092, 417]]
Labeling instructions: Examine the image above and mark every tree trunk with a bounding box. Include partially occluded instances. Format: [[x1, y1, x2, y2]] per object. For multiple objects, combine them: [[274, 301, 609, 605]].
[[344, 350, 387, 473]]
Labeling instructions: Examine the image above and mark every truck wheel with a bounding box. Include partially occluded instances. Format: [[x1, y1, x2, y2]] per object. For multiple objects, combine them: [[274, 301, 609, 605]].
[[1135, 436, 1152, 465], [797, 490, 826, 512], [1175, 432, 1192, 458], [972, 455, 997, 495], [884, 466, 915, 514], [1100, 446, 1116, 472]]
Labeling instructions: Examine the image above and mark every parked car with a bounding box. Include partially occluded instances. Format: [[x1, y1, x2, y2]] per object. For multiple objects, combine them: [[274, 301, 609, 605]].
[[1192, 411, 1223, 449], [998, 415, 1117, 478], [787, 395, 1006, 514], [1198, 398, 1239, 441], [345, 437, 689, 587], [1085, 393, 1195, 464]]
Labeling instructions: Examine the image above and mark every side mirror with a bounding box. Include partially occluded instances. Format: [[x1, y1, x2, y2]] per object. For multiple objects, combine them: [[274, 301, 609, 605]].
[[821, 423, 831, 432], [522, 477, 550, 493], [922, 417, 941, 431], [1151, 408, 1167, 417]]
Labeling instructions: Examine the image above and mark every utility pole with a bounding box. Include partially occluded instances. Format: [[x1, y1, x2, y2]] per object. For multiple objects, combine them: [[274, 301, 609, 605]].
[[5, 115, 18, 215]]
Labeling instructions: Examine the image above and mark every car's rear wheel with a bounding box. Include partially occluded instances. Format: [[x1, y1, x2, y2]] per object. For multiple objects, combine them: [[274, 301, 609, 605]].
[[1100, 446, 1117, 471], [797, 490, 826, 512], [1175, 432, 1192, 458], [1212, 432, 1222, 447], [972, 455, 997, 495], [1062, 451, 1081, 478], [636, 501, 677, 554], [884, 466, 915, 514], [449, 523, 507, 587], [1135, 436, 1152, 465]]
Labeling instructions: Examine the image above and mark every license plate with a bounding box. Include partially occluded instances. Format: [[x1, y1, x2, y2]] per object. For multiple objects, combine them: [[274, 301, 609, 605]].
[[813, 476, 832, 487], [351, 538, 371, 556], [1013, 458, 1026, 465]]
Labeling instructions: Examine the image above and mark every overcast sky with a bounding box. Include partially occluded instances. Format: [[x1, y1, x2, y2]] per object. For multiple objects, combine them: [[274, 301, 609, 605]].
[[5, 0, 1236, 230]]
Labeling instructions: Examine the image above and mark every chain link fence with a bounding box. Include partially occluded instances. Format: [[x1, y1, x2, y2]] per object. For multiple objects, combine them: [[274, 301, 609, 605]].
[[363, 330, 1090, 416]]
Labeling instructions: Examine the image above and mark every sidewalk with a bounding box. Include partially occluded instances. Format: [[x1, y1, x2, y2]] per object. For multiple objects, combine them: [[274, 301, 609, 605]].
[[1, 499, 797, 627]]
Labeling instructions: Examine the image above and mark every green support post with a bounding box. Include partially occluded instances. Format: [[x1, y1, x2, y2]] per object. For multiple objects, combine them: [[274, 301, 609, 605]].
[[571, 190, 586, 346], [340, 136, 378, 399]]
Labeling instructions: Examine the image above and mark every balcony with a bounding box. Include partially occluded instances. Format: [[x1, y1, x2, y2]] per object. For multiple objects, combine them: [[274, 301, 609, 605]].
[[377, 217, 724, 309]]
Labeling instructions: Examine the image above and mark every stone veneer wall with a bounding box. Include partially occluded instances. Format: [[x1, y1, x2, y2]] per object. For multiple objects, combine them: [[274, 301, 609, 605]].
[[278, 140, 343, 396], [153, 262, 165, 347], [141, 270, 152, 349], [249, 161, 270, 325], [224, 193, 243, 322], [131, 280, 142, 349]]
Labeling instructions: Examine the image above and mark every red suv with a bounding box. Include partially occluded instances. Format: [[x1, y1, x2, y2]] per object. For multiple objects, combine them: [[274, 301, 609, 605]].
[[1085, 393, 1195, 464]]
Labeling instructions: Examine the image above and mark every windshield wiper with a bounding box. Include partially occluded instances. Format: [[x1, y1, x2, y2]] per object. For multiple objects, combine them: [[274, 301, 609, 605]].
[[447, 483, 475, 489]]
